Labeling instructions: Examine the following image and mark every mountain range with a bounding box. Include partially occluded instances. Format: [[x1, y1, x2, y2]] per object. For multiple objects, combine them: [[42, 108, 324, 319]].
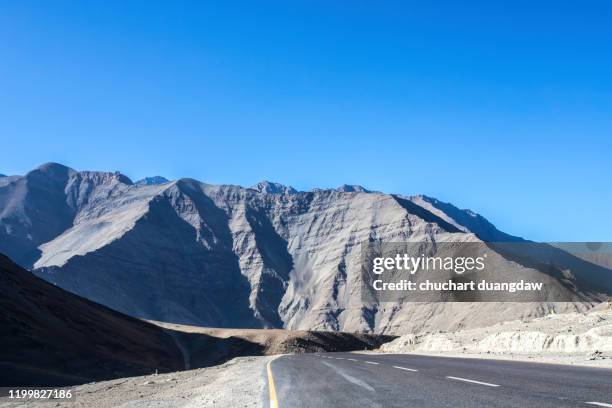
[[1, 163, 610, 334]]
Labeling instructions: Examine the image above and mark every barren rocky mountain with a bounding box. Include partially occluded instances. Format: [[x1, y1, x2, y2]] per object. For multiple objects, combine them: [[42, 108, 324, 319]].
[[1, 163, 610, 334]]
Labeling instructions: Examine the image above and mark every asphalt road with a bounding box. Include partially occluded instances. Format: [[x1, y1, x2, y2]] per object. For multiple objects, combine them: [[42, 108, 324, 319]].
[[266, 352, 612, 408]]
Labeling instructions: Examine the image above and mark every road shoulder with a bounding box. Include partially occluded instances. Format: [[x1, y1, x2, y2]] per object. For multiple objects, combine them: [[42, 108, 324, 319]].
[[0, 356, 275, 408]]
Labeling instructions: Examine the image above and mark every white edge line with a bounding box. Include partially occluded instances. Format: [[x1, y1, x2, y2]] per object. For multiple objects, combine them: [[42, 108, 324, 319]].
[[586, 402, 612, 407], [446, 376, 500, 387], [365, 361, 380, 365], [392, 365, 418, 372]]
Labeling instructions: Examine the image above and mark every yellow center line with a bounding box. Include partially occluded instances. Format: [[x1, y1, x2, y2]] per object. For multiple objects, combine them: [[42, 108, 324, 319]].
[[267, 360, 279, 408]]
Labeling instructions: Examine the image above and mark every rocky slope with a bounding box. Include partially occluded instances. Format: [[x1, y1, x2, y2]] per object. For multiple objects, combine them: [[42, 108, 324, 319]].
[[1, 163, 610, 334], [380, 302, 612, 368], [0, 253, 184, 386], [0, 249, 395, 387]]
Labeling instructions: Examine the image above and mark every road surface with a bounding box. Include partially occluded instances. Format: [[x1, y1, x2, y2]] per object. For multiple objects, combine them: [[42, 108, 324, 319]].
[[266, 352, 612, 408]]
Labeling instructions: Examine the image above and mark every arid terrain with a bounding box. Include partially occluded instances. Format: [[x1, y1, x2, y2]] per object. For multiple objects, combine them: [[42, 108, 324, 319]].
[[3, 163, 610, 337], [3, 304, 610, 408], [151, 320, 395, 360], [1, 164, 611, 407], [0, 250, 393, 388], [380, 301, 612, 368]]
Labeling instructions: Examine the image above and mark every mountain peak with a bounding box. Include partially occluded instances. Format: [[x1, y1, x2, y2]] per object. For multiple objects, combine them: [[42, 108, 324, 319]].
[[251, 180, 297, 195], [26, 163, 76, 183], [135, 176, 170, 186], [35, 162, 73, 173], [335, 184, 371, 193], [29, 163, 134, 186]]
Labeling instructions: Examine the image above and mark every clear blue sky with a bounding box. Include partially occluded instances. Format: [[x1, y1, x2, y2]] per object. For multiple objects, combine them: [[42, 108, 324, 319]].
[[1, 1, 611, 241]]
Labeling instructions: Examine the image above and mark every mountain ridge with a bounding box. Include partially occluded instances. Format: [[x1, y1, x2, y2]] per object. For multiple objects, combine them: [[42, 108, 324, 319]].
[[0, 163, 608, 334]]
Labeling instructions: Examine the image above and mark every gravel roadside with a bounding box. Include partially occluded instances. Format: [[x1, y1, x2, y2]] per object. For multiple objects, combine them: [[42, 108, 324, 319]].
[[0, 356, 275, 408]]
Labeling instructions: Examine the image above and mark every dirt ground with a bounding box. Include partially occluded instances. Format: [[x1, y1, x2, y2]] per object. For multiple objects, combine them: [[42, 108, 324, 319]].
[[0, 356, 273, 408]]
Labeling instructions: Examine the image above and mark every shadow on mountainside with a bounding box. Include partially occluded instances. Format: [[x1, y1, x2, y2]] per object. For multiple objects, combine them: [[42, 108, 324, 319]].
[[1, 253, 395, 387]]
